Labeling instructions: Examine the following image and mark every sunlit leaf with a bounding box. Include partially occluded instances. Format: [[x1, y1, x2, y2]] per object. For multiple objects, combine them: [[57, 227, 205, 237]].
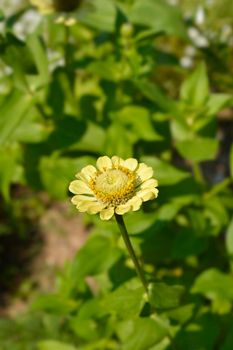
[[130, 0, 187, 39], [121, 316, 168, 350], [192, 268, 233, 303], [38, 340, 77, 350], [0, 90, 32, 146], [180, 62, 209, 107], [176, 137, 218, 161]]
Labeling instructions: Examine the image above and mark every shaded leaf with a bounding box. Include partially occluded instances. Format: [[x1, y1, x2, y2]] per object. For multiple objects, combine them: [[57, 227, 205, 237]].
[[142, 156, 190, 185], [134, 79, 176, 112], [116, 105, 163, 141], [230, 144, 233, 178], [40, 156, 95, 199], [71, 234, 122, 282], [226, 217, 233, 260], [148, 282, 184, 310]]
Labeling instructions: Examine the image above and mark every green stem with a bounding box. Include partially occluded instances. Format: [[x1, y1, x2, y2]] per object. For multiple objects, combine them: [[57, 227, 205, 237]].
[[64, 25, 70, 67], [192, 162, 205, 185], [204, 177, 232, 199], [114, 213, 148, 294]]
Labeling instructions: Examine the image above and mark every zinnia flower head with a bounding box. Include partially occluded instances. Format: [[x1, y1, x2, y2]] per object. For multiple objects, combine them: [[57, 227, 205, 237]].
[[69, 156, 158, 220]]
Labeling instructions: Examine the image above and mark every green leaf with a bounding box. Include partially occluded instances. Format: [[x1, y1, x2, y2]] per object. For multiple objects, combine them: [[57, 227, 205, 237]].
[[122, 317, 168, 350], [105, 122, 133, 158], [226, 217, 233, 259], [172, 228, 207, 259], [180, 62, 209, 107], [0, 90, 32, 146], [0, 10, 4, 21], [166, 304, 195, 324], [0, 145, 21, 201], [32, 294, 77, 314], [130, 0, 187, 39], [88, 58, 119, 81], [134, 79, 176, 112], [69, 318, 99, 342], [38, 340, 77, 350], [45, 117, 87, 151], [149, 338, 171, 350], [13, 121, 49, 143], [192, 268, 233, 300], [0, 33, 36, 77], [40, 156, 95, 199], [71, 235, 122, 282], [103, 283, 144, 317], [142, 156, 190, 185], [206, 93, 233, 116], [175, 313, 220, 350], [148, 282, 184, 310], [26, 33, 49, 86], [176, 137, 218, 162], [230, 144, 233, 178], [157, 197, 194, 221], [204, 197, 229, 236], [78, 0, 116, 32], [221, 319, 233, 350], [73, 122, 106, 153], [116, 105, 163, 141]]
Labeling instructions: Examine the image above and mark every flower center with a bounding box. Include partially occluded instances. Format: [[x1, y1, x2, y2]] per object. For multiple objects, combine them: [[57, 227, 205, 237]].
[[89, 166, 136, 206]]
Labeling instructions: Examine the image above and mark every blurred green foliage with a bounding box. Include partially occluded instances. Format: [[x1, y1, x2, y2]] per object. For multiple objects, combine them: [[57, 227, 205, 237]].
[[0, 0, 233, 349]]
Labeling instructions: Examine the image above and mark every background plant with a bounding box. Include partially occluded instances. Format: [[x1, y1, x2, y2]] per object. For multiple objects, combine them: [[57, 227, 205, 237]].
[[0, 0, 233, 349]]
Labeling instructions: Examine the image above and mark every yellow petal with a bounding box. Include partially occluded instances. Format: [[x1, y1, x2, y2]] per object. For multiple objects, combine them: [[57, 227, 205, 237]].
[[69, 180, 93, 195], [136, 163, 153, 182], [140, 178, 158, 189], [127, 196, 142, 211], [71, 194, 96, 206], [87, 203, 105, 214], [124, 158, 138, 171], [115, 204, 131, 215], [75, 198, 103, 213], [100, 207, 114, 220], [111, 156, 124, 168], [96, 156, 112, 171], [78, 165, 97, 182], [137, 188, 158, 202]]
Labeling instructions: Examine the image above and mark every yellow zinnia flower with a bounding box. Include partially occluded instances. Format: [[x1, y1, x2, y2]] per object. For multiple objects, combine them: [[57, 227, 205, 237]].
[[69, 156, 158, 220]]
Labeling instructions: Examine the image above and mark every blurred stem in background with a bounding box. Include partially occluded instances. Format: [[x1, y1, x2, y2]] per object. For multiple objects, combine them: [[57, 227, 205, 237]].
[[192, 162, 205, 185]]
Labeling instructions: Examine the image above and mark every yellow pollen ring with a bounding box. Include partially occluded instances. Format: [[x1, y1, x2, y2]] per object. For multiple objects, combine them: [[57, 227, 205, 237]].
[[89, 166, 136, 206]]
